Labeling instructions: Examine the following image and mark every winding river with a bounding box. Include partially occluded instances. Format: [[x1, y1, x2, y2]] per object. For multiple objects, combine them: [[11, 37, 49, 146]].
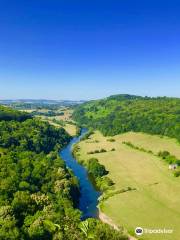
[[60, 128, 101, 219]]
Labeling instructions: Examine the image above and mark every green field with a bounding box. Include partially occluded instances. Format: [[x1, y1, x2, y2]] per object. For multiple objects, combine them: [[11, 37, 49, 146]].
[[76, 131, 180, 240]]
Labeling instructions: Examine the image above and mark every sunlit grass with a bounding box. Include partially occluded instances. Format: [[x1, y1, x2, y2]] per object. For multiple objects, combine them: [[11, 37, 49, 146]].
[[77, 131, 180, 240]]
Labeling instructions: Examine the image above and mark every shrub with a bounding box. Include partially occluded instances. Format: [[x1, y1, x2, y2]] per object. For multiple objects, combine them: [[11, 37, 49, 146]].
[[87, 158, 108, 178], [96, 176, 114, 191], [100, 148, 107, 153], [174, 170, 180, 177], [80, 130, 94, 141], [94, 150, 100, 153], [107, 138, 115, 142], [158, 151, 170, 159]]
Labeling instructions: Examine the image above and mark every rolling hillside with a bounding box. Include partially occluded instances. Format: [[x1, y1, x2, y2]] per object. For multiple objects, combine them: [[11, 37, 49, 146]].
[[73, 95, 180, 142]]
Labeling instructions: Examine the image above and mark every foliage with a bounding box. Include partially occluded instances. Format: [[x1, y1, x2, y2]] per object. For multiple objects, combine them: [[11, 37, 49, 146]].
[[107, 138, 115, 142], [85, 158, 113, 191], [73, 94, 180, 142], [76, 126, 81, 136], [0, 107, 81, 239], [0, 105, 31, 121], [52, 118, 66, 126], [87, 158, 108, 179], [82, 218, 128, 240], [123, 141, 152, 153], [73, 142, 114, 191], [99, 187, 136, 202], [80, 130, 94, 141], [158, 151, 180, 165], [96, 177, 114, 191], [87, 149, 107, 154], [174, 170, 180, 177], [0, 118, 71, 154], [0, 106, 127, 239], [32, 110, 65, 117]]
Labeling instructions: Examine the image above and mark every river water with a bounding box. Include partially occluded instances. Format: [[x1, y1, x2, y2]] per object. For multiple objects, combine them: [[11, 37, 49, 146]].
[[60, 128, 101, 219]]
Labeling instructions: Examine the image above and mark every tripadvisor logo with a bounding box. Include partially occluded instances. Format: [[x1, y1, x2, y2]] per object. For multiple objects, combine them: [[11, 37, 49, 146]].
[[135, 227, 173, 236], [135, 227, 143, 236]]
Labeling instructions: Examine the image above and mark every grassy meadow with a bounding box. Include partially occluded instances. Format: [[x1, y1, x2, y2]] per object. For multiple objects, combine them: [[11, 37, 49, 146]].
[[76, 131, 180, 240]]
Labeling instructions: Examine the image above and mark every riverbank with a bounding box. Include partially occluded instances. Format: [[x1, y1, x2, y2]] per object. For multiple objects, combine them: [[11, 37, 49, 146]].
[[98, 209, 119, 231], [99, 209, 137, 240]]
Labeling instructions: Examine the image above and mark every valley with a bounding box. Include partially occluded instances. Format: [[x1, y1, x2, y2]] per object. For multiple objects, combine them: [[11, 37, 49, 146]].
[[0, 95, 180, 240]]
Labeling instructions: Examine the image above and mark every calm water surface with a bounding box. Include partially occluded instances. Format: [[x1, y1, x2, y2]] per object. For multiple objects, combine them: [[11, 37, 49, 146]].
[[60, 128, 101, 219]]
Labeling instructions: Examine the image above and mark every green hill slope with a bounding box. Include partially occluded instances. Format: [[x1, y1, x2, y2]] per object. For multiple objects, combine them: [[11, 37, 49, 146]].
[[73, 95, 180, 141]]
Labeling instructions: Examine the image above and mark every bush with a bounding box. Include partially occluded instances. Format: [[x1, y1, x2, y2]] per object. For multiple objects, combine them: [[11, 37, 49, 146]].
[[158, 151, 179, 166], [87, 149, 107, 154], [107, 138, 115, 142], [94, 150, 100, 153], [100, 148, 107, 153], [158, 151, 170, 159], [174, 170, 180, 177], [87, 158, 108, 178], [96, 176, 114, 191], [87, 151, 94, 155], [80, 130, 94, 141]]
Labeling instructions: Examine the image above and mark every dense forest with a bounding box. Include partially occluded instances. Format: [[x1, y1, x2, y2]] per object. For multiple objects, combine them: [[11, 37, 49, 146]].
[[73, 94, 180, 142], [0, 106, 127, 240], [0, 105, 31, 121]]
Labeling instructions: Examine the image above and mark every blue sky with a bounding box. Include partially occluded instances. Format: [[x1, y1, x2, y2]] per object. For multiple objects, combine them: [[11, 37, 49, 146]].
[[0, 0, 180, 100]]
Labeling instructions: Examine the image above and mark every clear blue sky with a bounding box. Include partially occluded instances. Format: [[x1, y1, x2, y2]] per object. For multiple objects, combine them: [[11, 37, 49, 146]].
[[0, 0, 180, 100]]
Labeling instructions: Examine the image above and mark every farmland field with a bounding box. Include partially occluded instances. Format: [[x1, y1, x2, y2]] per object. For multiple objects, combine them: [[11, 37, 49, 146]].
[[76, 131, 180, 240], [63, 123, 77, 136], [39, 116, 77, 136]]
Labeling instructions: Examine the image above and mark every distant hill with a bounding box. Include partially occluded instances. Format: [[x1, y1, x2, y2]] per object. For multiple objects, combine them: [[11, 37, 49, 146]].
[[73, 94, 180, 142], [0, 99, 86, 110], [0, 99, 85, 105]]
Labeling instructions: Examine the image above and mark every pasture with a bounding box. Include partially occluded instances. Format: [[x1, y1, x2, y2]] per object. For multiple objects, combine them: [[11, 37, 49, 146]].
[[76, 131, 180, 239]]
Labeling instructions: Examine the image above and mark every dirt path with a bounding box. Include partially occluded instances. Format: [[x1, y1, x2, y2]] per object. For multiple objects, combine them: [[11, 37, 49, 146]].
[[98, 210, 120, 231], [98, 210, 137, 240]]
